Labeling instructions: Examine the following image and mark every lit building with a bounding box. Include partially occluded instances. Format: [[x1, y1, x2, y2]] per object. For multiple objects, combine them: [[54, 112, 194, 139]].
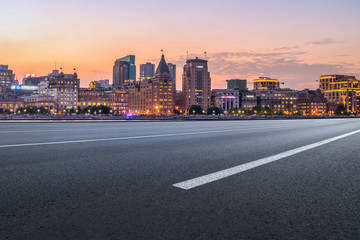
[[167, 63, 176, 85], [213, 89, 240, 112], [0, 93, 24, 113], [255, 89, 299, 114], [110, 90, 129, 115], [113, 55, 136, 86], [240, 91, 257, 109], [253, 77, 280, 90], [128, 54, 174, 114], [319, 74, 360, 113], [140, 62, 155, 79], [22, 95, 57, 114], [78, 89, 110, 108], [0, 65, 15, 91], [182, 57, 211, 111], [48, 71, 80, 112], [298, 89, 327, 115], [227, 79, 247, 90]]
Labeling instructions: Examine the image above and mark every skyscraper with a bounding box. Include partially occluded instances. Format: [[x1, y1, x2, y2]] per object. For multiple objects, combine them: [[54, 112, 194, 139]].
[[182, 57, 211, 111], [140, 62, 155, 79], [167, 63, 176, 85], [113, 55, 136, 86], [0, 65, 15, 91]]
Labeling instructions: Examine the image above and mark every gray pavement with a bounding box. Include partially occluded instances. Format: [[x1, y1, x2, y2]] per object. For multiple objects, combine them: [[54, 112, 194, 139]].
[[1, 119, 360, 239]]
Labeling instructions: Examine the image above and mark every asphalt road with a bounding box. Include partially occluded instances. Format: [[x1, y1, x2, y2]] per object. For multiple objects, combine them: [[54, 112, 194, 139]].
[[1, 119, 360, 240]]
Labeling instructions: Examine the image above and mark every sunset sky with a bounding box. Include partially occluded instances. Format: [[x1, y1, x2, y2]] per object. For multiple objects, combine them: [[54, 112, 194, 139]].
[[1, 0, 360, 90]]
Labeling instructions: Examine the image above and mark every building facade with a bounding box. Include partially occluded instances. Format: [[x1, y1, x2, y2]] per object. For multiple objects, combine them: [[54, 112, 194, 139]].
[[113, 55, 136, 86], [48, 71, 80, 112], [0, 93, 24, 113], [182, 57, 211, 111], [255, 89, 299, 114], [23, 95, 57, 114], [227, 79, 247, 90], [240, 91, 257, 109], [140, 62, 155, 79], [319, 74, 360, 112], [0, 65, 14, 91], [128, 55, 174, 114], [253, 77, 280, 90], [167, 63, 176, 85], [213, 89, 240, 112], [298, 89, 327, 115]]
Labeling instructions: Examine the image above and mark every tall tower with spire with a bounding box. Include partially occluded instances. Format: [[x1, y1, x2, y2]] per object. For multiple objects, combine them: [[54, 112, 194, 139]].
[[128, 54, 175, 115], [152, 54, 175, 114]]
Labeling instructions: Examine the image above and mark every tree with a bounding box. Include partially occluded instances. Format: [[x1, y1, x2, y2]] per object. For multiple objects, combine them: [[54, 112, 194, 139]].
[[172, 109, 180, 115], [206, 107, 221, 115], [334, 103, 348, 115], [187, 105, 202, 115]]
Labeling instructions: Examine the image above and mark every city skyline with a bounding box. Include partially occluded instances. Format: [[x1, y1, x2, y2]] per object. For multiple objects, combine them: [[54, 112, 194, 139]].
[[1, 0, 360, 90]]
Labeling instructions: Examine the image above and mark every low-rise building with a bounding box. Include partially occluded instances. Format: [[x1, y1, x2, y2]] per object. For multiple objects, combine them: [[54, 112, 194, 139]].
[[213, 89, 240, 112], [319, 74, 360, 113], [0, 93, 24, 113], [298, 89, 327, 115], [240, 91, 257, 109], [22, 94, 57, 114], [253, 77, 280, 90], [255, 89, 299, 114]]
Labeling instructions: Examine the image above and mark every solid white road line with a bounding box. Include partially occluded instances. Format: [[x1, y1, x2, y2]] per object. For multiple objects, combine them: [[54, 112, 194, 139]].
[[173, 129, 360, 190], [0, 123, 326, 148]]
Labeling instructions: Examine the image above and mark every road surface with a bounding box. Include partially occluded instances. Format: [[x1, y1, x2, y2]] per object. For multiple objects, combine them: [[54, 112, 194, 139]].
[[1, 119, 360, 239]]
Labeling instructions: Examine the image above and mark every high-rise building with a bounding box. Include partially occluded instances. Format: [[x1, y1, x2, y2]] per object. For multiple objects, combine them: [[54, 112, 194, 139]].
[[227, 79, 247, 90], [319, 74, 360, 112], [253, 77, 279, 90], [140, 62, 155, 79], [182, 57, 211, 111], [167, 63, 176, 85], [0, 65, 15, 91], [113, 55, 136, 86]]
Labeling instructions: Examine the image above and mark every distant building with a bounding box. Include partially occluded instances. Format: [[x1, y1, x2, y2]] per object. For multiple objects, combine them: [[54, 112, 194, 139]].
[[23, 95, 57, 114], [182, 57, 211, 111], [23, 73, 46, 86], [89, 80, 110, 89], [319, 74, 360, 113], [253, 77, 280, 90], [240, 91, 257, 109], [175, 90, 184, 113], [298, 89, 327, 115], [48, 71, 80, 112], [0, 65, 15, 91], [111, 90, 130, 115], [0, 93, 24, 113], [167, 63, 176, 85], [255, 89, 299, 114], [113, 55, 136, 86], [140, 62, 155, 79], [227, 79, 247, 90], [213, 89, 240, 112], [78, 89, 112, 110], [128, 54, 174, 114]]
